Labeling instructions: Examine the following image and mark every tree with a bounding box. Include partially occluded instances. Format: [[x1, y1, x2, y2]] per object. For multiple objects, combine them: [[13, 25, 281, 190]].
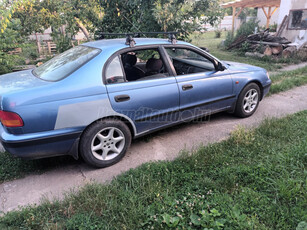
[[6, 0, 102, 52], [97, 0, 160, 34], [97, 0, 224, 40], [11, 0, 101, 40], [0, 1, 28, 74]]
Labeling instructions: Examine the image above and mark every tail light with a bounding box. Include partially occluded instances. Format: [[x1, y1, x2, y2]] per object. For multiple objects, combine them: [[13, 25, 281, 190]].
[[0, 110, 24, 127]]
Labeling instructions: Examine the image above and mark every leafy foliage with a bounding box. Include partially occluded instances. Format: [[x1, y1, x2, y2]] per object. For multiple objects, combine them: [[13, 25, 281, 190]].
[[235, 19, 259, 39], [0, 0, 223, 73], [97, 0, 159, 35], [0, 0, 103, 72], [11, 0, 101, 37], [11, 0, 102, 51], [0, 18, 25, 74], [224, 31, 234, 48], [223, 19, 259, 50], [97, 0, 224, 40]]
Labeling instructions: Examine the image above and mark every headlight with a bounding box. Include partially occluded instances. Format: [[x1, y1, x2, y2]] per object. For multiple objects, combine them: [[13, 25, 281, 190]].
[[266, 71, 270, 79]]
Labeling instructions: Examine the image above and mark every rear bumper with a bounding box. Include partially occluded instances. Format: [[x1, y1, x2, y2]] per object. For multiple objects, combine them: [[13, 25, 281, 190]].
[[0, 125, 83, 159]]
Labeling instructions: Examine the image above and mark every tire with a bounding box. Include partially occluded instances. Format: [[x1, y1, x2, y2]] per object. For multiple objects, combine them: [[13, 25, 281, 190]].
[[234, 83, 260, 118], [80, 119, 132, 168]]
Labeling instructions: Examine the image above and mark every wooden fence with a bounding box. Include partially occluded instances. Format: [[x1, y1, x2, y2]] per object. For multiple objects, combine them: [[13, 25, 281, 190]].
[[36, 39, 82, 54]]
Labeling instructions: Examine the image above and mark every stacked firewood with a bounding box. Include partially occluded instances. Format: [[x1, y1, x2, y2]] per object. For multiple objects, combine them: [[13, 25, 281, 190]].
[[227, 29, 300, 59]]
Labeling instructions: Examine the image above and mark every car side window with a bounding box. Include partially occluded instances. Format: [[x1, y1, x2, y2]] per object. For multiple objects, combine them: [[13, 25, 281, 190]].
[[120, 48, 169, 82], [105, 56, 125, 84], [165, 48, 215, 76]]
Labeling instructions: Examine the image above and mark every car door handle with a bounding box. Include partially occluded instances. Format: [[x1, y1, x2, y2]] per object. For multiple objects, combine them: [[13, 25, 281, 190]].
[[182, 84, 193, 91], [114, 95, 130, 102]]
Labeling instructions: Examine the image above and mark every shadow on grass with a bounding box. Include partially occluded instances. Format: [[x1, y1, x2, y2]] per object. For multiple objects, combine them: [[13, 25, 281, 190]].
[[0, 153, 82, 183]]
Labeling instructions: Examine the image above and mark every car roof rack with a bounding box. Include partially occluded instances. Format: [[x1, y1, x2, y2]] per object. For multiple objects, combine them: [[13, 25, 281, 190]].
[[98, 32, 178, 47]]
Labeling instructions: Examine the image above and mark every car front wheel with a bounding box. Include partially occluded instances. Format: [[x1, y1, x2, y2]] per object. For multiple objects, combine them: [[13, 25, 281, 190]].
[[80, 119, 131, 168], [235, 83, 260, 118]]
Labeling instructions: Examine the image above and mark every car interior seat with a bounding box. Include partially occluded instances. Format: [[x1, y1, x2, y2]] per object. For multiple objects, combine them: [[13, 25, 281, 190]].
[[145, 58, 163, 76], [122, 54, 145, 81]]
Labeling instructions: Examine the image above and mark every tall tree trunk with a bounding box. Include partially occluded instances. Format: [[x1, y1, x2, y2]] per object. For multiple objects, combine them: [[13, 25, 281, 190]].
[[75, 17, 90, 40]]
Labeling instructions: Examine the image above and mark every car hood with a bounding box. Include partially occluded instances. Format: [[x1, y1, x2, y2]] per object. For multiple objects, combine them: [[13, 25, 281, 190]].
[[0, 69, 50, 95], [222, 61, 264, 72]]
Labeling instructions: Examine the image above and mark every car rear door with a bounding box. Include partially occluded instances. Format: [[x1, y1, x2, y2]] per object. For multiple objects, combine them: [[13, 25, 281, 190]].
[[163, 46, 235, 121], [105, 46, 180, 135]]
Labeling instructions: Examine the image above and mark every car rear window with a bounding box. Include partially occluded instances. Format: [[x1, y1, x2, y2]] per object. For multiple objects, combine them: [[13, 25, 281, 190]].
[[33, 46, 100, 81]]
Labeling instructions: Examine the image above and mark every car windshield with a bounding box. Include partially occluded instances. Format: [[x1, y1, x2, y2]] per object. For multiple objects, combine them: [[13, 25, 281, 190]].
[[33, 46, 100, 81]]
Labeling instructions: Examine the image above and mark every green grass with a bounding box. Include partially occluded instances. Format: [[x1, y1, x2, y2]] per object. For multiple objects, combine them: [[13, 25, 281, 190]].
[[190, 32, 299, 71], [1, 111, 306, 229], [269, 66, 307, 95]]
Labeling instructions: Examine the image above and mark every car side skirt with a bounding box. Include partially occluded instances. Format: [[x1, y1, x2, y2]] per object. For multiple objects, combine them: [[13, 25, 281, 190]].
[[134, 105, 233, 138]]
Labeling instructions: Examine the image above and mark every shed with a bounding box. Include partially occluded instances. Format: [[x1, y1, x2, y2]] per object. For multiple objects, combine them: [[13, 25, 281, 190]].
[[222, 0, 281, 32]]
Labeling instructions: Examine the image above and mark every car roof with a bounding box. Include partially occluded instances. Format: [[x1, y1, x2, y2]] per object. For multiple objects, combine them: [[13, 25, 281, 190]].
[[82, 38, 191, 50]]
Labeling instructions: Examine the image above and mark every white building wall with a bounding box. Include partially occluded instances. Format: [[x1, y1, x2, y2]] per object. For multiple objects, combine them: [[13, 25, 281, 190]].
[[278, 0, 307, 42], [29, 28, 53, 41], [257, 7, 280, 27], [202, 16, 242, 31], [29, 28, 87, 41], [277, 0, 292, 25]]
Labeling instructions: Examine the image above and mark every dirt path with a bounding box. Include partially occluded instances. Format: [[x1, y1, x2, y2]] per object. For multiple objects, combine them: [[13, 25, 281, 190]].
[[1, 84, 307, 213]]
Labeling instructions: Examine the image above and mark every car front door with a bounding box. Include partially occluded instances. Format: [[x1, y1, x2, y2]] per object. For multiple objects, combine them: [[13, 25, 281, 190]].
[[164, 46, 235, 121], [105, 47, 180, 135]]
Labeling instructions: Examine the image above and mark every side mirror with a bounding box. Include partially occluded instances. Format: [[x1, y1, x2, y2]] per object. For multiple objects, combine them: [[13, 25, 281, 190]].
[[200, 47, 209, 53], [217, 62, 226, 71]]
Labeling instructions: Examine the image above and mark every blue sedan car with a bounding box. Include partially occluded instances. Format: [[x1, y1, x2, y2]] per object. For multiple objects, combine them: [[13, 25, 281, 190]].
[[0, 37, 271, 167]]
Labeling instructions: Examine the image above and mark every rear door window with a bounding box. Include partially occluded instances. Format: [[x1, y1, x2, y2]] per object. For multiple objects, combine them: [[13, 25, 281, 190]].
[[105, 48, 171, 84], [105, 56, 125, 84], [120, 48, 169, 82]]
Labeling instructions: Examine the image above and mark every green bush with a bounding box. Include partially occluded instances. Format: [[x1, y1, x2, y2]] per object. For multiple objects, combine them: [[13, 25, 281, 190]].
[[21, 43, 39, 60], [224, 31, 234, 48], [224, 19, 259, 49], [214, 29, 222, 38], [235, 19, 259, 39], [260, 23, 277, 32], [240, 41, 250, 52], [52, 33, 73, 53]]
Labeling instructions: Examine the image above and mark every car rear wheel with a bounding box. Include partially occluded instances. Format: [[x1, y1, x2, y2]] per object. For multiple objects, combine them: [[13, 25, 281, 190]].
[[80, 119, 131, 168], [235, 83, 260, 118]]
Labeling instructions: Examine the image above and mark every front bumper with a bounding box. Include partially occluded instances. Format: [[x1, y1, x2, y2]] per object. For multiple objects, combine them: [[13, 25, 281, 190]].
[[0, 124, 83, 159], [262, 79, 271, 99]]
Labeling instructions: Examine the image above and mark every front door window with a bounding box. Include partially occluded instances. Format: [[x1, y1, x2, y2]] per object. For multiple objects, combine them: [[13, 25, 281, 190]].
[[165, 48, 215, 75]]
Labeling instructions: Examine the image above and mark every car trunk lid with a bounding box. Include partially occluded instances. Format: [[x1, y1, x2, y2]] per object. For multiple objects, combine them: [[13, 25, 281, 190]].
[[0, 69, 51, 110], [0, 69, 50, 95]]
